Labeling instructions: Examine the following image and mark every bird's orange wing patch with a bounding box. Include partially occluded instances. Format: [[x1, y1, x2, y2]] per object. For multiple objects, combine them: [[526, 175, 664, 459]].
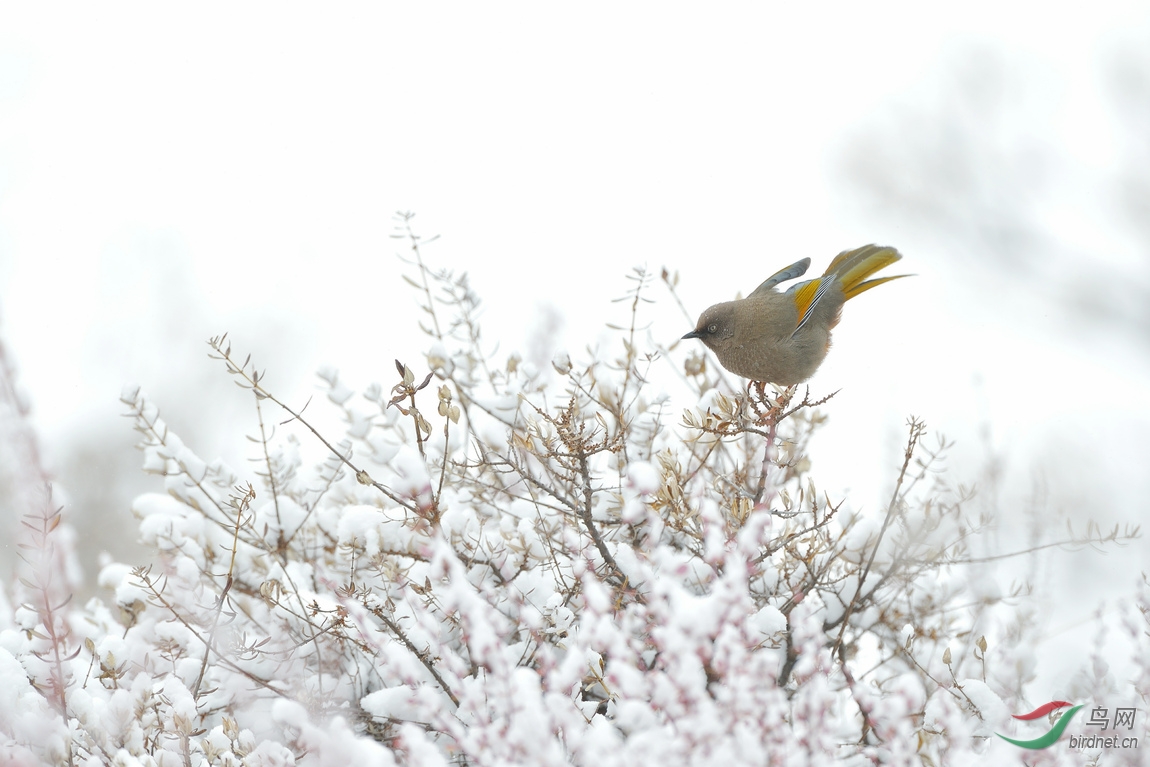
[[790, 278, 824, 331]]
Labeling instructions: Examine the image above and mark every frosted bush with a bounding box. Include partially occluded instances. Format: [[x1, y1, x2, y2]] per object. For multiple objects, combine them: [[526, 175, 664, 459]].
[[1, 215, 1144, 766]]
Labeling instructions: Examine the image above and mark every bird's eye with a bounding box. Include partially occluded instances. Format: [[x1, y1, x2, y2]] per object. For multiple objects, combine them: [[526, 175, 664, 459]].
[[707, 323, 718, 334]]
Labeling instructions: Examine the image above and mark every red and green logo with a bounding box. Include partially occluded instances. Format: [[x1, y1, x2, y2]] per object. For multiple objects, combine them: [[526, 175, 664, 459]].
[[997, 701, 1083, 750]]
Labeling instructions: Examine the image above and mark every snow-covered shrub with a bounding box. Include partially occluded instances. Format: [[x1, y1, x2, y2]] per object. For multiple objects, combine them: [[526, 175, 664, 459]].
[[2, 217, 1146, 765]]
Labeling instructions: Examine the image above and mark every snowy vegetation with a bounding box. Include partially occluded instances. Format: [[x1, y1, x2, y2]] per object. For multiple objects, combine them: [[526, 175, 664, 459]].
[[2, 218, 1146, 766]]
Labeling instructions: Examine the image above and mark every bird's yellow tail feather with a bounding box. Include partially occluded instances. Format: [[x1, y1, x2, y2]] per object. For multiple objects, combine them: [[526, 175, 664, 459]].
[[824, 245, 907, 300]]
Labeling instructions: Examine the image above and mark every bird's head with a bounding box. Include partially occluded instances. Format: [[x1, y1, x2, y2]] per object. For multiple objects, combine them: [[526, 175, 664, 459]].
[[682, 302, 737, 350]]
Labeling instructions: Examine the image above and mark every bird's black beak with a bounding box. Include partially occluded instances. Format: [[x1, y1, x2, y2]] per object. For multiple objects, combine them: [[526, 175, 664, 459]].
[[682, 329, 701, 340]]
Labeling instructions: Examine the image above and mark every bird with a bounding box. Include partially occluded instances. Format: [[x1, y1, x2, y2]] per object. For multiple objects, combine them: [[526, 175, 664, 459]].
[[681, 245, 907, 386]]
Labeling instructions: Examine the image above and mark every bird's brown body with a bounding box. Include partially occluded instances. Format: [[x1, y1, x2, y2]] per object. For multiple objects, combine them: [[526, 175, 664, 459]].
[[683, 245, 906, 385]]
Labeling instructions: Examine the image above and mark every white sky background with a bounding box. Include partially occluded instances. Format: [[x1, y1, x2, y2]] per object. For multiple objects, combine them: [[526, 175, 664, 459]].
[[2, 3, 1149, 700]]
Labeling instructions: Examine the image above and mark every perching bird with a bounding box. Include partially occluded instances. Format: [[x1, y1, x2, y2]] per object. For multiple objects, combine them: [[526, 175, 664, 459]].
[[681, 245, 907, 385]]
